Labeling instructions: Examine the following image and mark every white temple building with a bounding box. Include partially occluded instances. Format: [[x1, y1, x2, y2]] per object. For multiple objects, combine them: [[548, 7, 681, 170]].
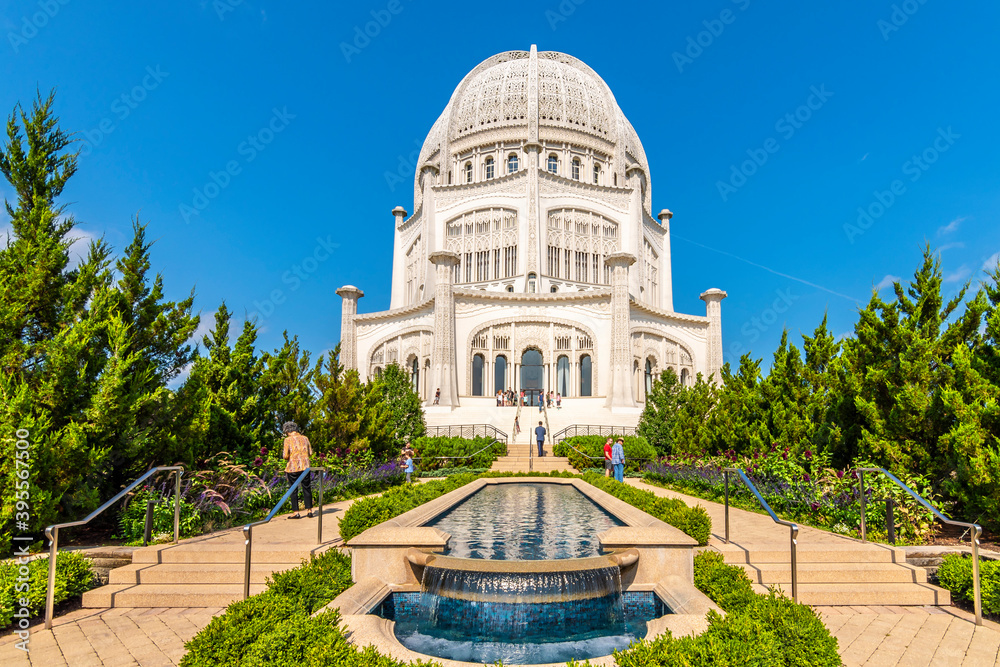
[[338, 46, 725, 429]]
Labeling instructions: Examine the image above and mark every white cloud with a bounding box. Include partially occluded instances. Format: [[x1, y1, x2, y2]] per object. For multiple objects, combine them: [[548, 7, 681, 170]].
[[875, 274, 899, 291], [858, 153, 869, 162], [937, 242, 965, 253], [983, 252, 1000, 272], [188, 311, 217, 347], [937, 216, 966, 236], [943, 265, 972, 283], [1, 218, 98, 268]]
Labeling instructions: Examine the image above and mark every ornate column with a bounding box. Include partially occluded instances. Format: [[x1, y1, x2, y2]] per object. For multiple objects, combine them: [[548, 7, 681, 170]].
[[605, 252, 637, 408], [625, 166, 644, 298], [336, 286, 364, 372], [658, 209, 674, 312], [700, 288, 728, 384], [419, 165, 439, 296], [389, 206, 407, 309], [429, 251, 461, 407]]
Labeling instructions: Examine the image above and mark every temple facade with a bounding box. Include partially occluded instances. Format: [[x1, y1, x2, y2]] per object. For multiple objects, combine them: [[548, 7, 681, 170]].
[[338, 46, 726, 411]]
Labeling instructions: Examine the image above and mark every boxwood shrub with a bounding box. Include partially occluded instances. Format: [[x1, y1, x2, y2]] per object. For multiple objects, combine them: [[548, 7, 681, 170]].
[[937, 553, 1000, 615], [0, 551, 95, 628], [410, 436, 506, 471], [554, 435, 656, 472], [580, 472, 712, 545]]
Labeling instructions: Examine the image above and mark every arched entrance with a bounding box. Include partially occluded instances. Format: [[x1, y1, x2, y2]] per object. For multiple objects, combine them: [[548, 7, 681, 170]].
[[520, 349, 543, 406]]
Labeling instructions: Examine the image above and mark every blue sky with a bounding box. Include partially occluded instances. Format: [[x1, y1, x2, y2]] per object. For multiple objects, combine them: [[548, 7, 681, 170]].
[[3, 0, 999, 374]]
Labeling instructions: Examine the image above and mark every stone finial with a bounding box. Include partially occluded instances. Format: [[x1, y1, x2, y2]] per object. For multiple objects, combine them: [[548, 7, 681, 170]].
[[658, 209, 673, 222], [392, 205, 408, 222], [604, 251, 637, 268], [699, 288, 727, 304], [336, 285, 365, 300]]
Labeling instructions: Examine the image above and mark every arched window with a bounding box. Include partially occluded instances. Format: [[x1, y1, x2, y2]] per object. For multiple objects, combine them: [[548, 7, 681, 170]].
[[593, 162, 601, 185], [494, 355, 507, 393], [520, 349, 543, 406], [527, 272, 537, 293], [373, 366, 383, 378], [550, 285, 558, 293], [410, 358, 419, 392], [507, 154, 518, 174], [464, 161, 473, 183], [645, 359, 654, 397], [571, 157, 580, 180], [557, 356, 570, 396], [580, 354, 592, 396], [613, 173, 617, 186], [484, 156, 495, 180], [680, 368, 690, 386], [472, 354, 485, 396], [547, 154, 558, 174], [506, 284, 514, 293]]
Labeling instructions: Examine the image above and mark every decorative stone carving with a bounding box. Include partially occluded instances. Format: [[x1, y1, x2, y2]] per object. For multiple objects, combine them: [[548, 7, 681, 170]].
[[700, 289, 727, 384], [429, 251, 462, 407], [336, 286, 364, 371], [605, 252, 637, 408]]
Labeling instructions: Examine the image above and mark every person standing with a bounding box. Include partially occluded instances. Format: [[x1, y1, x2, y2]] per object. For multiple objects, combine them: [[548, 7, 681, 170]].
[[402, 450, 415, 483], [611, 437, 626, 483], [514, 415, 521, 436], [433, 388, 441, 405], [535, 421, 546, 457], [282, 422, 314, 519], [603, 438, 613, 478], [556, 392, 561, 409]]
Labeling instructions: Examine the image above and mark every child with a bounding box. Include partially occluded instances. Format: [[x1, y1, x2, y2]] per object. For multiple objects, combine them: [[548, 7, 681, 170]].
[[402, 450, 415, 483]]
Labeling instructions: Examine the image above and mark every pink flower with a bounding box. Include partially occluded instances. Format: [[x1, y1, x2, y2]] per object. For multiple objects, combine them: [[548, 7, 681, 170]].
[[253, 456, 263, 466], [804, 450, 812, 459], [803, 473, 811, 482], [836, 469, 845, 479], [810, 502, 820, 511], [782, 452, 788, 460], [260, 447, 268, 456]]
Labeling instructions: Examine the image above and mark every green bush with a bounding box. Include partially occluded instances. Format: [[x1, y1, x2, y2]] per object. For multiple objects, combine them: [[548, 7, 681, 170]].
[[554, 435, 656, 472], [116, 488, 203, 544], [613, 551, 842, 666], [417, 466, 490, 478], [937, 553, 1000, 615], [580, 472, 712, 545], [0, 551, 95, 628], [410, 436, 506, 471]]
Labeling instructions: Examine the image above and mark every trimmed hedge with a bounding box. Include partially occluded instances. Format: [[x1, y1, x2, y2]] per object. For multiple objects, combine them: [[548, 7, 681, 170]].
[[580, 472, 712, 545], [613, 551, 842, 666], [554, 435, 657, 472], [0, 551, 95, 628], [410, 436, 506, 471], [937, 553, 1000, 615]]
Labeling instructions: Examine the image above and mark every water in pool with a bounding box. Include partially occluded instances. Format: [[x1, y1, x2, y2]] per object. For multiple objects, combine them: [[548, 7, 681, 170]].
[[426, 482, 625, 560]]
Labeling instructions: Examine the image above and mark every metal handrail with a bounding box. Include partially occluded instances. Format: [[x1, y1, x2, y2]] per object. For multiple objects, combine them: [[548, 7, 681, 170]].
[[413, 437, 506, 463], [858, 467, 983, 625], [552, 424, 638, 442], [242, 467, 327, 599], [723, 468, 799, 603], [43, 465, 183, 628], [425, 423, 509, 443]]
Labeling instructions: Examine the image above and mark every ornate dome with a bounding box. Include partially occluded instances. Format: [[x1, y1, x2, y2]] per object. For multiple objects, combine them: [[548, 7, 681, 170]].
[[415, 46, 651, 214]]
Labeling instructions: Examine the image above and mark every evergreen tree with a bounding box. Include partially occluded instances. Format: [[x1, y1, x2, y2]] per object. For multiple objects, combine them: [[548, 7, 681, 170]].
[[637, 368, 683, 455], [671, 373, 719, 455], [707, 356, 771, 455], [369, 363, 425, 451], [310, 345, 390, 455], [760, 331, 812, 452], [800, 314, 845, 461]]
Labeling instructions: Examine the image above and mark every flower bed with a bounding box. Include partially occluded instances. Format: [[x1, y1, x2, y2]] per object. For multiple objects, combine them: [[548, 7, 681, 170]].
[[643, 445, 941, 543]]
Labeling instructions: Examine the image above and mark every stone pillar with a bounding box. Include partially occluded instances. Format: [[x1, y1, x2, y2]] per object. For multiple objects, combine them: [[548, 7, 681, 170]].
[[389, 206, 408, 309], [605, 252, 637, 408], [429, 251, 461, 408], [625, 166, 644, 298], [658, 209, 674, 312], [336, 286, 364, 372], [419, 166, 439, 296], [700, 288, 728, 384]]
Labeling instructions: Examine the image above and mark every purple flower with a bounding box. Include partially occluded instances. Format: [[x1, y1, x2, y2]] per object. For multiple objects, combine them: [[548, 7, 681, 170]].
[[810, 501, 820, 511], [253, 456, 263, 466], [836, 469, 845, 479], [803, 473, 811, 482], [804, 450, 812, 459], [782, 452, 788, 461], [260, 447, 268, 456]]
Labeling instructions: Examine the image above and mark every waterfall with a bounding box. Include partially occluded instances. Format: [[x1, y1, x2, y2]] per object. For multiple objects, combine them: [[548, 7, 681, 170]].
[[418, 562, 627, 642]]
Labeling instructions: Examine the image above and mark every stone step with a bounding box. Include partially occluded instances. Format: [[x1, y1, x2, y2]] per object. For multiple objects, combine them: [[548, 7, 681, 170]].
[[721, 544, 907, 564], [89, 557, 133, 569], [82, 583, 267, 608], [751, 582, 951, 606], [108, 562, 302, 585], [736, 561, 927, 584], [131, 548, 316, 564]]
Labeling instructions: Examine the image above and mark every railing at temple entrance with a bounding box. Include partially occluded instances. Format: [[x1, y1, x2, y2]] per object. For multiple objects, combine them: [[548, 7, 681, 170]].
[[551, 425, 637, 442], [425, 424, 509, 444]]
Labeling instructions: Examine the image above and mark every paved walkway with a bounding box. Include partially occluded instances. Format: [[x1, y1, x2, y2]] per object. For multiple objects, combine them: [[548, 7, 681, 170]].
[[629, 479, 1000, 666], [3, 479, 998, 666]]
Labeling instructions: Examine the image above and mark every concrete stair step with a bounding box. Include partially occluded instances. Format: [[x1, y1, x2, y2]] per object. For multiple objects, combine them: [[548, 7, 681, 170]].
[[89, 557, 133, 569], [82, 583, 266, 608], [108, 562, 302, 585], [751, 582, 950, 606], [131, 548, 315, 564], [721, 544, 907, 564], [737, 561, 927, 584]]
